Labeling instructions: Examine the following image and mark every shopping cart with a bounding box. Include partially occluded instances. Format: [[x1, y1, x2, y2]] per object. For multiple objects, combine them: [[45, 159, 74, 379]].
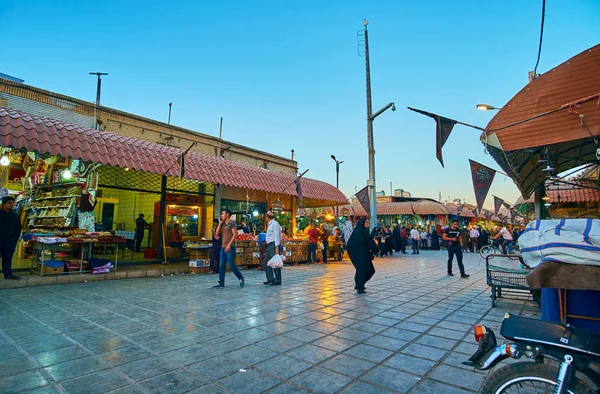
[[485, 254, 533, 307]]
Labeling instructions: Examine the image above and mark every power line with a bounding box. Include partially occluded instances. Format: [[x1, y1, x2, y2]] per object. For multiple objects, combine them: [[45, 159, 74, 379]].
[[533, 0, 546, 77]]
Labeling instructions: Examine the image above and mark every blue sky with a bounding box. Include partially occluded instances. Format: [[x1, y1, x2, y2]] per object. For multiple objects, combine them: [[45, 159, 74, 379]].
[[2, 0, 599, 208]]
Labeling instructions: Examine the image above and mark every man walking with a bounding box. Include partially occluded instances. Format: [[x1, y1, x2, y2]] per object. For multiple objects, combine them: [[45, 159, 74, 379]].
[[209, 218, 221, 273], [469, 226, 480, 253], [307, 222, 319, 263], [399, 226, 408, 254], [319, 224, 329, 263], [134, 213, 149, 252], [213, 209, 245, 288], [264, 211, 282, 286], [1, 196, 21, 280], [443, 220, 469, 278], [410, 226, 420, 254]]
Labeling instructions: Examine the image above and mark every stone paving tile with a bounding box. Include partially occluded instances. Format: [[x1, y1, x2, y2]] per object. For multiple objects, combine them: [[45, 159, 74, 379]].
[[362, 365, 419, 393], [411, 379, 476, 394], [99, 345, 154, 367], [286, 343, 337, 364], [415, 334, 459, 350], [402, 343, 448, 361], [364, 335, 408, 351], [218, 368, 281, 394], [117, 356, 181, 382], [380, 327, 420, 341], [266, 382, 311, 393], [282, 327, 326, 342], [43, 355, 108, 382], [137, 370, 207, 393], [185, 355, 246, 380], [342, 343, 394, 363], [341, 380, 395, 393], [290, 366, 353, 394], [313, 335, 358, 352], [0, 370, 49, 393], [321, 353, 376, 378], [60, 369, 130, 394], [0, 251, 540, 393], [428, 327, 468, 340], [332, 327, 375, 342], [429, 364, 487, 391], [255, 335, 305, 353], [255, 354, 313, 379], [384, 353, 437, 376], [24, 385, 62, 394], [0, 356, 39, 378]]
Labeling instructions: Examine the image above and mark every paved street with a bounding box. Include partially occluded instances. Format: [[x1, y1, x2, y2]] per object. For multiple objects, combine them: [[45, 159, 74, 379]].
[[0, 251, 539, 394]]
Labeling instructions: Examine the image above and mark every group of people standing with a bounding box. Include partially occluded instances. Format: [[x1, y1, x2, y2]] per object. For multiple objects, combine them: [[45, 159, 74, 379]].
[[369, 224, 441, 257]]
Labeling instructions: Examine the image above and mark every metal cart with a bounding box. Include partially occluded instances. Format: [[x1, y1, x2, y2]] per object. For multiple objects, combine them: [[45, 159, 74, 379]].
[[486, 254, 533, 307]]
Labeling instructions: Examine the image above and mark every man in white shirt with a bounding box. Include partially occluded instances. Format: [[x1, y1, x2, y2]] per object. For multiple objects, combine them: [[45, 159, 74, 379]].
[[469, 226, 480, 253], [420, 229, 428, 249], [264, 211, 282, 286], [492, 225, 513, 254], [410, 227, 420, 254]]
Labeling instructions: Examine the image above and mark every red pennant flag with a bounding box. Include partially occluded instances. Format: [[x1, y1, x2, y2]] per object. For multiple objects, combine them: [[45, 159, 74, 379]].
[[469, 160, 496, 213], [493, 195, 504, 216], [355, 186, 371, 218], [408, 107, 457, 167]]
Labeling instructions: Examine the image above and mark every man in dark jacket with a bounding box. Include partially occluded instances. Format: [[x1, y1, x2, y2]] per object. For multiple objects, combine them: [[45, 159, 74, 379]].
[[1, 196, 21, 280]]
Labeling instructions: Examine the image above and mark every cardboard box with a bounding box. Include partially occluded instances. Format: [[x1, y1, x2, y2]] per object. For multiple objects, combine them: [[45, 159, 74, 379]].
[[166, 247, 182, 259], [189, 266, 210, 274], [41, 261, 64, 274]]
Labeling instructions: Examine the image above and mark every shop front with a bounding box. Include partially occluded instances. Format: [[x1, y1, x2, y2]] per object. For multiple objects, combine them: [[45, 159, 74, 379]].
[[0, 106, 347, 282]]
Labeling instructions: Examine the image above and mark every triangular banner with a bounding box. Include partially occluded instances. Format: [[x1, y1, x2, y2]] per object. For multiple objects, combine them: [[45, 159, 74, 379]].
[[469, 159, 497, 213], [355, 186, 371, 218], [408, 107, 457, 167], [493, 195, 504, 216]]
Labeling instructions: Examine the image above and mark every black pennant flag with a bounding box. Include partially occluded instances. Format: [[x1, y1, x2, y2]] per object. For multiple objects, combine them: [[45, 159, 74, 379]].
[[469, 160, 496, 213], [408, 107, 457, 167], [355, 186, 371, 218]]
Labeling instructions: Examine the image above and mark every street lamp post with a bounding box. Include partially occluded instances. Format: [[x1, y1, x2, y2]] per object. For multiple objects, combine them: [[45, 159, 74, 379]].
[[363, 20, 395, 229], [89, 72, 108, 130], [331, 155, 344, 220]]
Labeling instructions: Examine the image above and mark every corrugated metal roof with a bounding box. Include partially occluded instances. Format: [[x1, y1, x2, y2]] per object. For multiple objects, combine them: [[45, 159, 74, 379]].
[[482, 44, 600, 197], [515, 181, 600, 204], [0, 106, 347, 204], [483, 44, 600, 151]]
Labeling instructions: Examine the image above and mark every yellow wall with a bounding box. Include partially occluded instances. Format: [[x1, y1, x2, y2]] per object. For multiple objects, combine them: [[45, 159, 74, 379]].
[[99, 188, 160, 231]]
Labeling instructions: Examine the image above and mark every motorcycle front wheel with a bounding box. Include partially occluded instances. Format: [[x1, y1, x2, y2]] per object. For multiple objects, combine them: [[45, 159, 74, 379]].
[[480, 362, 594, 394]]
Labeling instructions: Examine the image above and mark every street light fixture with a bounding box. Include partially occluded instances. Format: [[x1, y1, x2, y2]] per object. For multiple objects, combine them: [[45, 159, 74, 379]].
[[331, 155, 344, 220], [476, 104, 499, 111]]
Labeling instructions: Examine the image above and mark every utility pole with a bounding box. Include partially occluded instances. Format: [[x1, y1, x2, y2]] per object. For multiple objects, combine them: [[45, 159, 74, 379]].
[[331, 155, 344, 220], [89, 72, 108, 130], [363, 20, 395, 229]]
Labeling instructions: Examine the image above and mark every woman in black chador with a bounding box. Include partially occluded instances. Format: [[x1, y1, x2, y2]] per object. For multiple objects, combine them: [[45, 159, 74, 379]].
[[430, 229, 440, 250], [347, 218, 379, 294]]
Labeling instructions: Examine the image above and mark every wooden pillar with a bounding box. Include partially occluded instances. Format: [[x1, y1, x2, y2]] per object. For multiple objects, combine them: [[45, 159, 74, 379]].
[[291, 196, 297, 237]]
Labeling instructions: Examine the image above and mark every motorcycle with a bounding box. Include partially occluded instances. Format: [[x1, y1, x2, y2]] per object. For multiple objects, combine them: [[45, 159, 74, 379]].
[[463, 313, 600, 393]]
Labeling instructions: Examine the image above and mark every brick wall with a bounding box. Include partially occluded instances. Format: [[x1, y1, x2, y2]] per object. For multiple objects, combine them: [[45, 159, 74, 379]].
[[0, 80, 298, 175]]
